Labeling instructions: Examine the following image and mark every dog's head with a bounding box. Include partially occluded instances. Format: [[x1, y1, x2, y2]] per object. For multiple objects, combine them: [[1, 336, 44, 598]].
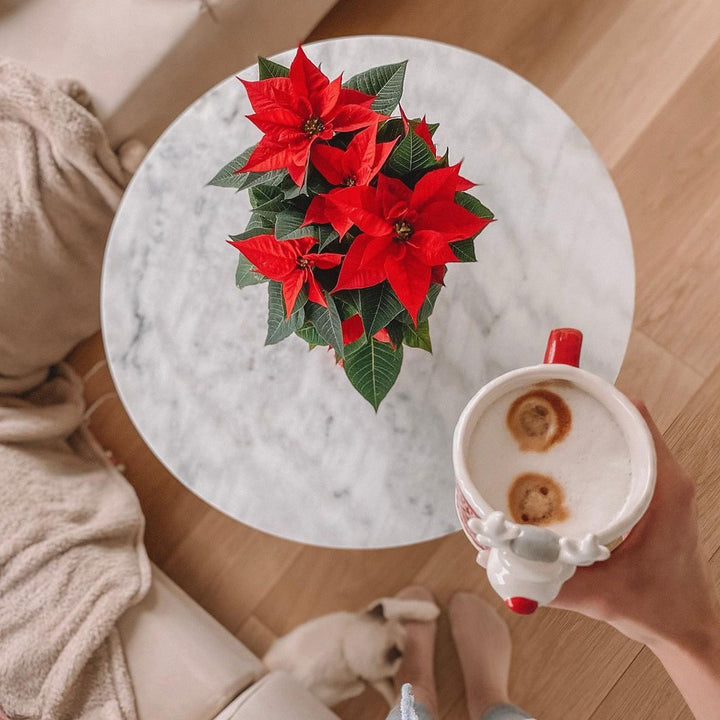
[[342, 597, 440, 682]]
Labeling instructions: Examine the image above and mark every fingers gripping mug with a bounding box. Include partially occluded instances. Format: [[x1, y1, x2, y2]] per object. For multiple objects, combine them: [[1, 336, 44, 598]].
[[453, 328, 656, 614]]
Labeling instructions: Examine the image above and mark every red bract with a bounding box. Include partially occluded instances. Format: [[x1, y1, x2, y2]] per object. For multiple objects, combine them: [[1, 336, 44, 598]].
[[341, 314, 392, 345], [229, 235, 342, 317], [332, 165, 493, 323], [236, 47, 382, 187], [304, 124, 397, 237]]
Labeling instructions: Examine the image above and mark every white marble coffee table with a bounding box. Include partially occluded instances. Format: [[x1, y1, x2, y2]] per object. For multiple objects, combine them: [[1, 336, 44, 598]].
[[102, 36, 634, 549]]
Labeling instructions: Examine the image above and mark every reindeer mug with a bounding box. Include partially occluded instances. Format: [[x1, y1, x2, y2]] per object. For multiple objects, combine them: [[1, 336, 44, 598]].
[[453, 328, 656, 614]]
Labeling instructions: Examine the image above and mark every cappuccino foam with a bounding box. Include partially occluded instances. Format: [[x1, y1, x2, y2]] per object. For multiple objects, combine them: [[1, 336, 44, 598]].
[[467, 380, 632, 538]]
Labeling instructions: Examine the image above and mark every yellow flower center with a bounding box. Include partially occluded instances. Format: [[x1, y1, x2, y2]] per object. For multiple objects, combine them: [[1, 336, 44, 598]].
[[302, 116, 325, 137], [393, 220, 413, 241]]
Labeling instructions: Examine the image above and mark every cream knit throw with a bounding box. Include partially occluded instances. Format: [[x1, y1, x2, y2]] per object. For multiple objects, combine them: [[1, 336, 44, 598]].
[[0, 60, 150, 720]]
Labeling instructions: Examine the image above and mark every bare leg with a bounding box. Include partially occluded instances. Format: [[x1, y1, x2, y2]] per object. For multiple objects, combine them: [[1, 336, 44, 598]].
[[393, 586, 439, 717], [449, 592, 512, 719]]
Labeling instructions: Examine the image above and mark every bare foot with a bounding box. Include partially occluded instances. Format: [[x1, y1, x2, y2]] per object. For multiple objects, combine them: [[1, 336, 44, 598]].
[[394, 586, 439, 717], [449, 592, 512, 718]]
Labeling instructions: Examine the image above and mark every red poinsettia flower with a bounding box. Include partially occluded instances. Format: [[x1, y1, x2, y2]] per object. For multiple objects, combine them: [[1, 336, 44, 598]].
[[304, 124, 397, 237], [341, 314, 392, 345], [229, 235, 342, 317], [332, 164, 493, 323], [311, 155, 474, 242], [235, 47, 382, 187]]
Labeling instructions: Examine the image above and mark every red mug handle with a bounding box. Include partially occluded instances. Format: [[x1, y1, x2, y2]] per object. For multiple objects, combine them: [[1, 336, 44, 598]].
[[544, 328, 583, 368]]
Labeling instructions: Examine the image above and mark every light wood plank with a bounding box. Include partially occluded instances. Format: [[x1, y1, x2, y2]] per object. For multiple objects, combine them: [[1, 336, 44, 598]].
[[612, 37, 720, 376], [236, 614, 278, 659], [554, 0, 720, 167], [587, 646, 688, 720], [663, 364, 720, 556], [252, 540, 438, 635], [615, 329, 704, 432], [636, 195, 720, 378], [162, 512, 302, 632]]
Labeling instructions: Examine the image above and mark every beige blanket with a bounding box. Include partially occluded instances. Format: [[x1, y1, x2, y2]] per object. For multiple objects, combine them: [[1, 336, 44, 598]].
[[0, 60, 150, 720]]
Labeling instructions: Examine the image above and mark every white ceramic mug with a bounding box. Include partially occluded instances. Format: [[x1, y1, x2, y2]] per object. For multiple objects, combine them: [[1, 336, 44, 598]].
[[453, 328, 656, 614]]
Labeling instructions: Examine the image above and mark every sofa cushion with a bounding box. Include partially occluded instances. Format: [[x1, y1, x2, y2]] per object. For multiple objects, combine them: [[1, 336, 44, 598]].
[[0, 0, 201, 119], [117, 565, 265, 720], [213, 672, 341, 720], [0, 0, 339, 145]]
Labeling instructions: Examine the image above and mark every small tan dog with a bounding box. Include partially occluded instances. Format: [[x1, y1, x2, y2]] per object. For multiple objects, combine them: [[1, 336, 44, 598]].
[[263, 596, 440, 707]]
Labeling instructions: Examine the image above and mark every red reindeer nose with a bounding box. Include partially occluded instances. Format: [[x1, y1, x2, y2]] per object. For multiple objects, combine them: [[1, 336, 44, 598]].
[[505, 597, 539, 614]]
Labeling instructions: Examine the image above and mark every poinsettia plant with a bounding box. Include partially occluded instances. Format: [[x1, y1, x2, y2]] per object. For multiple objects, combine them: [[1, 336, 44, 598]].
[[209, 46, 494, 409]]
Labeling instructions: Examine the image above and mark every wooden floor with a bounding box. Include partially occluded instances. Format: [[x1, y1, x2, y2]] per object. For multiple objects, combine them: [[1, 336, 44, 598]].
[[68, 1, 720, 718]]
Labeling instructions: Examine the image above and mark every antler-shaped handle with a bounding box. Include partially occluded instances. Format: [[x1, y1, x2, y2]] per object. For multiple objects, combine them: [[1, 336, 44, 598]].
[[468, 511, 520, 549], [558, 534, 610, 566]]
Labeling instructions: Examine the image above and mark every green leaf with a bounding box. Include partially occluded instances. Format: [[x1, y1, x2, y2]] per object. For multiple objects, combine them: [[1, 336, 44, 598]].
[[306, 170, 333, 197], [249, 184, 284, 209], [317, 224, 340, 251], [419, 283, 442, 323], [375, 118, 405, 143], [385, 129, 437, 178], [244, 211, 275, 233], [403, 319, 432, 352], [229, 224, 273, 241], [376, 117, 440, 143], [399, 283, 443, 325], [307, 293, 344, 358], [451, 237, 477, 262], [333, 290, 359, 315], [295, 322, 325, 346], [435, 148, 450, 168], [275, 209, 314, 241], [343, 338, 404, 410], [385, 318, 405, 347], [207, 146, 253, 188], [235, 253, 269, 288], [455, 191, 494, 219], [265, 281, 306, 345], [207, 145, 287, 190], [344, 61, 407, 116], [358, 283, 404, 337], [258, 56, 289, 79]]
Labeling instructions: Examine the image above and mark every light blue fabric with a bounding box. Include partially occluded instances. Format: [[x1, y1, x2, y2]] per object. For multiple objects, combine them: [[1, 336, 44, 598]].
[[481, 702, 535, 720], [386, 684, 534, 720], [386, 684, 435, 720]]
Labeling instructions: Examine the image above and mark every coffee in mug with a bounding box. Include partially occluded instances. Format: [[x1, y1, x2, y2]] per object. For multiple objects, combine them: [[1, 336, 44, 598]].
[[466, 379, 633, 538]]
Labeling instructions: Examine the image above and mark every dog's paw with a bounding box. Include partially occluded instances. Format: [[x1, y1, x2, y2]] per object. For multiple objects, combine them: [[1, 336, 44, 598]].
[[367, 596, 440, 623]]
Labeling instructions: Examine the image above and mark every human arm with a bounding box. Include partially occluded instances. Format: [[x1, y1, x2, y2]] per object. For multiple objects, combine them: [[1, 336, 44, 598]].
[[551, 402, 720, 719]]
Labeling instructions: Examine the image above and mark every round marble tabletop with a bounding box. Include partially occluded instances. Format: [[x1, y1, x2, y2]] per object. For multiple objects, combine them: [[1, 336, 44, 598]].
[[102, 36, 634, 549]]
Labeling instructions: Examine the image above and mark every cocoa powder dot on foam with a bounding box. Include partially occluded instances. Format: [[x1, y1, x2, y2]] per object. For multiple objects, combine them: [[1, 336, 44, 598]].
[[506, 390, 571, 452], [508, 472, 568, 526]]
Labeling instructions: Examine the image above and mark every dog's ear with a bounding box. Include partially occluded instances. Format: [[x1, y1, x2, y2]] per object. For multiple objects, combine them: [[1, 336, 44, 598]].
[[366, 600, 387, 621], [365, 598, 440, 622]]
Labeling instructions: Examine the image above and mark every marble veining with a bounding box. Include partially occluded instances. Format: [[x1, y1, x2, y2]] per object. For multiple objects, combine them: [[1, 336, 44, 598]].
[[102, 36, 634, 548]]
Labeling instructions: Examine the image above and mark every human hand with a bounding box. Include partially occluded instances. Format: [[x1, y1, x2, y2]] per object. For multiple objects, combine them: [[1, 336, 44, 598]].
[[551, 401, 720, 652]]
